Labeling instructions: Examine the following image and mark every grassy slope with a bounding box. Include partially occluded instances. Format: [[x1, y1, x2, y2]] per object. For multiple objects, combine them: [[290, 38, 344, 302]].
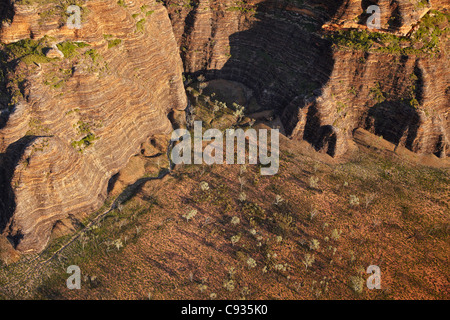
[[1, 87, 448, 300]]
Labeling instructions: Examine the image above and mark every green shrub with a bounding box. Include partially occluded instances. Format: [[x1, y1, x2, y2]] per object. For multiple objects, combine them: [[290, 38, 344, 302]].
[[71, 133, 98, 152], [136, 19, 146, 33], [6, 39, 52, 64], [370, 82, 386, 103], [56, 41, 77, 58], [107, 39, 122, 49], [328, 11, 449, 56], [85, 49, 100, 63]]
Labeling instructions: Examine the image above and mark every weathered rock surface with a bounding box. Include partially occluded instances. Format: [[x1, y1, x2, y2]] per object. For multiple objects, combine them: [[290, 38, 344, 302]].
[[44, 44, 64, 59], [0, 0, 186, 253], [0, 0, 448, 254], [163, 0, 449, 157]]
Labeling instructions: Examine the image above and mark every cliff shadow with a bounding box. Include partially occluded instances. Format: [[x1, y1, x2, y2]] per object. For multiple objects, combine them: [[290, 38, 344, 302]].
[[365, 101, 420, 150], [358, 0, 378, 25], [0, 0, 14, 26], [0, 135, 39, 236], [0, 0, 18, 130], [303, 103, 337, 156], [185, 0, 344, 153], [0, 46, 11, 130]]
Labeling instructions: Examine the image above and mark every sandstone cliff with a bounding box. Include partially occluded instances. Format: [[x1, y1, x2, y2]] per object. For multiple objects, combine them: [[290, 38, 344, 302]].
[[163, 0, 449, 157], [0, 0, 448, 255], [0, 0, 187, 253], [327, 0, 450, 35]]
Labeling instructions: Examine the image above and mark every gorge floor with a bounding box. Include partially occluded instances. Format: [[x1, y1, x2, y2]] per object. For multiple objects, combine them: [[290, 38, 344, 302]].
[[1, 93, 448, 300]]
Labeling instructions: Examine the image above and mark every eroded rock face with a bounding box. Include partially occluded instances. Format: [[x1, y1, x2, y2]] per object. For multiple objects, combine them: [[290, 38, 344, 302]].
[[0, 0, 187, 253], [163, 0, 449, 157], [286, 50, 450, 157], [327, 0, 450, 35], [0, 0, 448, 254]]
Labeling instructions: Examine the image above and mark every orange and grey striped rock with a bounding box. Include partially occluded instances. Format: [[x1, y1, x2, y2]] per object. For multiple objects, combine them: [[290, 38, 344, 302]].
[[0, 0, 186, 253]]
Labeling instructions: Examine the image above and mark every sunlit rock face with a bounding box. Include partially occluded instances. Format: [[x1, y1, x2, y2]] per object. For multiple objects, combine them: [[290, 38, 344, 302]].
[[0, 0, 187, 253]]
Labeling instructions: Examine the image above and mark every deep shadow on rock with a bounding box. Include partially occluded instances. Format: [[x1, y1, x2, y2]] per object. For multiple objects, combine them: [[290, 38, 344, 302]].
[[185, 0, 344, 155], [365, 100, 420, 151], [0, 136, 39, 235]]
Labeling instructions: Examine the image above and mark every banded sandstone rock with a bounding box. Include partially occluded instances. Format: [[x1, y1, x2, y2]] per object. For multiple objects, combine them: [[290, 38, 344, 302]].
[[0, 0, 187, 253], [163, 0, 449, 157]]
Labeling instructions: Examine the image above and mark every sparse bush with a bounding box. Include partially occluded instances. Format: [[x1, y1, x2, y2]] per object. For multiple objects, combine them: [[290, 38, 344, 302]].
[[274, 195, 284, 206], [219, 101, 227, 109], [241, 286, 250, 297], [182, 209, 197, 222], [365, 193, 376, 208], [233, 103, 245, 121], [136, 18, 146, 33], [198, 284, 208, 293], [223, 279, 235, 291], [228, 267, 236, 278], [309, 239, 320, 251], [113, 239, 123, 251], [370, 82, 386, 103], [274, 263, 287, 272], [200, 181, 209, 191], [313, 162, 320, 173], [246, 257, 257, 269], [309, 207, 319, 221], [212, 103, 220, 116], [238, 176, 246, 191], [231, 234, 241, 246], [349, 250, 356, 263], [349, 195, 360, 206], [71, 133, 98, 153], [231, 216, 240, 225], [309, 176, 319, 188], [302, 253, 315, 270], [238, 192, 247, 202], [331, 229, 341, 240], [107, 38, 122, 49], [349, 275, 364, 294]]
